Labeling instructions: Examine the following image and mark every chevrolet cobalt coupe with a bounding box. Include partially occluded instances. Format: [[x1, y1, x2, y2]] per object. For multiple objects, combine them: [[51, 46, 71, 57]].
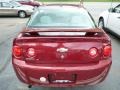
[[12, 4, 112, 87]]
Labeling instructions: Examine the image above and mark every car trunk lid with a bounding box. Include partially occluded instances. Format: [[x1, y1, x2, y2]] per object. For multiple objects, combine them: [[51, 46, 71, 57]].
[[14, 28, 109, 64]]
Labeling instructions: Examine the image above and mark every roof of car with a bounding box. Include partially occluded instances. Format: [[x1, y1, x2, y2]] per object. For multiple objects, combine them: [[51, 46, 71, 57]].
[[46, 4, 83, 7], [45, 4, 85, 9], [38, 4, 85, 10], [37, 4, 87, 14]]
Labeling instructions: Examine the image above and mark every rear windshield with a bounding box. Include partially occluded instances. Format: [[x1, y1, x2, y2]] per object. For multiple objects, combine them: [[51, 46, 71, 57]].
[[28, 6, 96, 29]]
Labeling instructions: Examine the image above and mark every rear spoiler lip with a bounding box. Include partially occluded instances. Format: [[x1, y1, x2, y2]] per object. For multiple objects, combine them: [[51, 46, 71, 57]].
[[22, 28, 103, 33]]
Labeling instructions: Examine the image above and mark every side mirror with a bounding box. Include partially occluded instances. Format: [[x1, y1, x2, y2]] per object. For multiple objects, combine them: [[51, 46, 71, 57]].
[[108, 8, 115, 12]]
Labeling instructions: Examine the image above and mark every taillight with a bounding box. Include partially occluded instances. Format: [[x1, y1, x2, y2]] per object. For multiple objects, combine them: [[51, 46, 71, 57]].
[[89, 47, 98, 57], [103, 45, 111, 57], [27, 48, 35, 57], [13, 46, 22, 57]]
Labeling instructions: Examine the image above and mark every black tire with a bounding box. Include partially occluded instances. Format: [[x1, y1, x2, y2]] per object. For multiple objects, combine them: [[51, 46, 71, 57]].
[[98, 18, 105, 29], [18, 11, 26, 18]]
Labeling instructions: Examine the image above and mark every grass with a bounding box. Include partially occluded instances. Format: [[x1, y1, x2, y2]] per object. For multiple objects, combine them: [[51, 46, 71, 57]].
[[39, 0, 120, 2]]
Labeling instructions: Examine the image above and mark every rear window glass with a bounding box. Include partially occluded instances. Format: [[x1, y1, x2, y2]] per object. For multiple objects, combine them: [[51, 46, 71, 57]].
[[28, 6, 96, 29]]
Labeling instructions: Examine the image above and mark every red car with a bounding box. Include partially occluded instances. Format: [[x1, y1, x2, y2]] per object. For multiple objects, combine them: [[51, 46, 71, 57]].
[[14, 0, 42, 7], [12, 4, 112, 88]]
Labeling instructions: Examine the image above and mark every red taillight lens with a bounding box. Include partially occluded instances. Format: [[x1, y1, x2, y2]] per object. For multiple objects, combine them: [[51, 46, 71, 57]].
[[103, 45, 111, 57], [13, 46, 22, 57], [89, 47, 98, 57], [27, 48, 35, 57]]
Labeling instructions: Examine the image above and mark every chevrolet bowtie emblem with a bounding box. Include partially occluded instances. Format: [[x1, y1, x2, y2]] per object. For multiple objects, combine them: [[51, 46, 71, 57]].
[[57, 47, 68, 53]]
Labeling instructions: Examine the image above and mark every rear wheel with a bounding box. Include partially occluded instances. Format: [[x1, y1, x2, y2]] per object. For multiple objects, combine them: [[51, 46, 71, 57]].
[[98, 18, 105, 29], [18, 11, 26, 18]]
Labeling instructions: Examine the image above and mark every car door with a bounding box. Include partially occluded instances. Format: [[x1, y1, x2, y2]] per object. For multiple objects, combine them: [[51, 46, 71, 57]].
[[0, 2, 5, 15], [0, 2, 16, 15], [107, 4, 120, 36], [0, 2, 2, 15]]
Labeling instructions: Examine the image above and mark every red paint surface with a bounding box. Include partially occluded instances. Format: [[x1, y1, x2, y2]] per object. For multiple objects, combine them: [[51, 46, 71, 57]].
[[12, 5, 112, 87]]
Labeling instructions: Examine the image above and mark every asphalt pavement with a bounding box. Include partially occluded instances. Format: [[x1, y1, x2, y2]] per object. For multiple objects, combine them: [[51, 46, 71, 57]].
[[0, 2, 120, 90]]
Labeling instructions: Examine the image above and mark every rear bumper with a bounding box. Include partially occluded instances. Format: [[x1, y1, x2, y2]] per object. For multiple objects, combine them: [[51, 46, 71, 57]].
[[12, 59, 112, 87]]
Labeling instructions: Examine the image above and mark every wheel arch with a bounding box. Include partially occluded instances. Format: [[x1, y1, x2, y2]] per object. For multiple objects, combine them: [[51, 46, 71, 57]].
[[99, 16, 108, 28], [99, 17, 104, 21]]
